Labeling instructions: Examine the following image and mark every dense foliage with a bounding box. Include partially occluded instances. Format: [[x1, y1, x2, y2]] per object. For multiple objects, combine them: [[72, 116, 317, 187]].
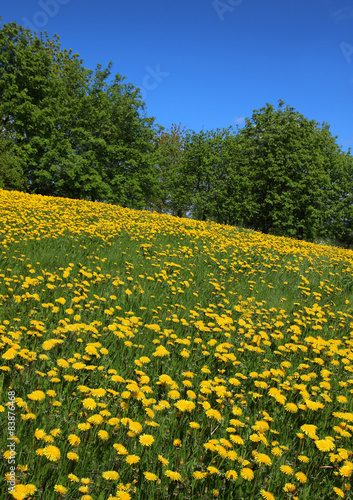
[[0, 21, 158, 208], [1, 21, 353, 245]]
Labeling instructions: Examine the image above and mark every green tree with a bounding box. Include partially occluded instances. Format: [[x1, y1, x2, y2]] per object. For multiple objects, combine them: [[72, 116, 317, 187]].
[[238, 100, 353, 242], [0, 20, 157, 208], [0, 126, 23, 190], [151, 123, 187, 215]]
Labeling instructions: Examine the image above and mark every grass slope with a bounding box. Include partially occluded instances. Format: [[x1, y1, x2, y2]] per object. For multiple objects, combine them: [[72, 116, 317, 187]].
[[0, 189, 352, 500]]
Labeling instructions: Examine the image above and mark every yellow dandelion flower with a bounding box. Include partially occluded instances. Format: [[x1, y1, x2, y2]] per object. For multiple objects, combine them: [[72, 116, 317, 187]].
[[27, 390, 45, 401], [82, 398, 96, 410], [280, 465, 293, 475], [283, 483, 296, 493], [54, 485, 67, 495], [260, 490, 275, 500], [158, 454, 169, 466], [115, 492, 131, 500], [113, 443, 128, 455], [98, 430, 109, 441], [152, 346, 170, 357], [285, 403, 298, 413], [67, 452, 79, 461], [193, 471, 207, 479], [300, 424, 317, 438], [102, 471, 119, 480], [68, 434, 80, 447], [43, 445, 60, 462], [77, 423, 91, 431], [139, 434, 154, 446], [205, 408, 222, 422], [87, 414, 103, 425], [144, 472, 158, 481], [165, 470, 181, 481], [174, 400, 195, 412], [125, 455, 140, 465], [333, 487, 345, 498], [255, 453, 272, 466], [315, 439, 335, 452], [339, 461, 353, 478], [295, 472, 307, 483], [225, 470, 238, 480], [241, 468, 254, 481], [34, 428, 46, 440]]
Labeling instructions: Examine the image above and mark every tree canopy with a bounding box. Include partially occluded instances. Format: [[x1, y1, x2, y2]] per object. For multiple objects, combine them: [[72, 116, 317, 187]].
[[0, 20, 158, 207]]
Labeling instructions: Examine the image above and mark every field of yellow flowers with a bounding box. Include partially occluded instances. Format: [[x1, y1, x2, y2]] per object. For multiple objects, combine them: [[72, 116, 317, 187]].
[[0, 189, 352, 500]]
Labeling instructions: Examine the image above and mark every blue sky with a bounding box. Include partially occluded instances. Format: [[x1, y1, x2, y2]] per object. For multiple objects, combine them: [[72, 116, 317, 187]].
[[2, 0, 353, 151]]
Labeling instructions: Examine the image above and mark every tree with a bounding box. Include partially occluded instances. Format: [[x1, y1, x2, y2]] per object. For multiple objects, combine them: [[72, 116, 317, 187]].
[[0, 126, 23, 190], [0, 20, 158, 208], [151, 123, 187, 215], [237, 100, 353, 242]]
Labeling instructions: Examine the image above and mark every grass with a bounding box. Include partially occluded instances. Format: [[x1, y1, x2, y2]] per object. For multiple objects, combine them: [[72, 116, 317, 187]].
[[0, 188, 352, 500]]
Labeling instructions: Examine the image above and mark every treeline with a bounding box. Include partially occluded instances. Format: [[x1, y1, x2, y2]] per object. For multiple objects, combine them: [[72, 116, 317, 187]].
[[1, 21, 353, 246]]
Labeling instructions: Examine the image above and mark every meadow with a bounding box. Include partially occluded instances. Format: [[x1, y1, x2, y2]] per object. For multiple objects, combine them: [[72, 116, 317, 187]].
[[0, 189, 352, 500]]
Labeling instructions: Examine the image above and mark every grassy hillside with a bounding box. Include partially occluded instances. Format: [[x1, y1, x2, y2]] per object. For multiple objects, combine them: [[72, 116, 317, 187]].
[[0, 189, 352, 500]]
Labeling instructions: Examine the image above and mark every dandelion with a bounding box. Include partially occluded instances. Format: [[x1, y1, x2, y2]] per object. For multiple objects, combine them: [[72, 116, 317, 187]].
[[158, 454, 169, 466], [144, 472, 158, 481], [87, 414, 103, 425], [115, 492, 131, 500], [68, 434, 80, 447], [295, 472, 307, 483], [315, 439, 335, 452], [283, 483, 296, 493], [206, 408, 222, 422], [113, 444, 128, 455], [285, 403, 298, 413], [54, 485, 67, 495], [139, 434, 154, 446], [230, 434, 244, 445], [193, 471, 207, 479], [82, 398, 96, 410], [165, 470, 181, 480], [125, 455, 140, 465], [129, 421, 143, 434], [225, 470, 238, 480], [77, 423, 91, 431], [255, 453, 272, 466], [34, 428, 46, 440], [27, 390, 45, 401], [102, 471, 119, 480], [207, 466, 219, 475], [174, 400, 195, 412], [67, 452, 79, 461], [333, 487, 345, 498], [227, 450, 238, 461], [339, 461, 353, 478], [152, 346, 170, 357], [98, 430, 109, 440], [300, 424, 317, 438], [43, 445, 60, 462], [241, 468, 254, 481], [280, 465, 293, 475], [260, 490, 275, 500]]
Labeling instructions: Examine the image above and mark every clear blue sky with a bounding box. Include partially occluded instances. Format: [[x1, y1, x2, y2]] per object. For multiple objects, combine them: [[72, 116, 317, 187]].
[[2, 0, 353, 151]]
